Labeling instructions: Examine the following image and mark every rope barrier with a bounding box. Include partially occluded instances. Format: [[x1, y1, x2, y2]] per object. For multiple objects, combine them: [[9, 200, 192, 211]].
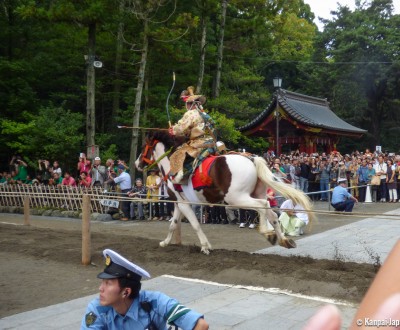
[[1, 184, 399, 220]]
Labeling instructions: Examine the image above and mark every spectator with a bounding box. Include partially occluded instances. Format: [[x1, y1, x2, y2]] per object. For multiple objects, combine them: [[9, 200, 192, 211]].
[[349, 158, 359, 199], [271, 158, 286, 180], [51, 160, 62, 176], [318, 157, 330, 201], [299, 156, 310, 193], [90, 156, 107, 187], [81, 249, 209, 330], [267, 188, 280, 217], [49, 172, 63, 186], [329, 158, 339, 187], [337, 161, 347, 183], [279, 199, 309, 236], [32, 175, 42, 186], [128, 178, 147, 220], [106, 164, 131, 221], [367, 163, 378, 202], [239, 209, 257, 229], [209, 206, 228, 224], [146, 169, 161, 220], [158, 173, 173, 221], [105, 159, 117, 191], [79, 171, 92, 188], [356, 159, 369, 202], [386, 159, 397, 202], [23, 175, 33, 184], [374, 155, 387, 202], [10, 155, 28, 182], [308, 157, 319, 201], [61, 171, 77, 187], [290, 158, 301, 189], [77, 154, 91, 176], [281, 157, 291, 180], [38, 159, 51, 185], [0, 172, 7, 184], [331, 178, 358, 212]]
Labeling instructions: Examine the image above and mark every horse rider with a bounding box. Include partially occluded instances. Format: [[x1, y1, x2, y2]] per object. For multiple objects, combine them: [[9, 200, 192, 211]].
[[168, 86, 216, 184]]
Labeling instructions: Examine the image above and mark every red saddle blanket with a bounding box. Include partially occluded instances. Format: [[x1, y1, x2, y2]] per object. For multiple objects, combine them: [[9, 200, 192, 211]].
[[173, 156, 217, 192]]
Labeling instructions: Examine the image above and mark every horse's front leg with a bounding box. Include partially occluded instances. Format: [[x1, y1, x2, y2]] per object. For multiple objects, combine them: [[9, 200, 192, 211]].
[[178, 203, 212, 255], [257, 204, 296, 249], [160, 207, 183, 248]]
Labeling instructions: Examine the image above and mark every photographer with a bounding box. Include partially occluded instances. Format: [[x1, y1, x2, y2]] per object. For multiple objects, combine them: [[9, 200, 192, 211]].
[[77, 153, 91, 176], [90, 156, 107, 187], [38, 159, 51, 185], [10, 155, 28, 182]]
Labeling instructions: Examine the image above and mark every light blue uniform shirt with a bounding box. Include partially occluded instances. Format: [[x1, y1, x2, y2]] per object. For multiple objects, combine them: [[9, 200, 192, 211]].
[[81, 290, 203, 330], [331, 185, 351, 204]]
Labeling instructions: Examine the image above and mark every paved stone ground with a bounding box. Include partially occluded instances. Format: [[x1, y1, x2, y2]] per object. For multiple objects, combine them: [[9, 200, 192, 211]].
[[0, 275, 357, 330], [257, 209, 400, 264]]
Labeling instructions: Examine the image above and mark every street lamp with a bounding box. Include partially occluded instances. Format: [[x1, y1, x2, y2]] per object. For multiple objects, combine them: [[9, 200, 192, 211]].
[[273, 77, 282, 156]]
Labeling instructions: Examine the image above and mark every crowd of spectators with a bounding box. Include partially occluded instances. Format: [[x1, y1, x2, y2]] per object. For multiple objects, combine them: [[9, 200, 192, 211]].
[[2, 147, 399, 227], [264, 148, 400, 203]]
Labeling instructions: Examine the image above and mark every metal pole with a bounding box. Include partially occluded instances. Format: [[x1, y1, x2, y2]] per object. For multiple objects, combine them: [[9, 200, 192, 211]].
[[275, 93, 280, 156]]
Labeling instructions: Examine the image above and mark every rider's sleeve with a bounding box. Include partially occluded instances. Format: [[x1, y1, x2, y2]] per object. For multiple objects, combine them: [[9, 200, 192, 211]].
[[172, 110, 202, 137]]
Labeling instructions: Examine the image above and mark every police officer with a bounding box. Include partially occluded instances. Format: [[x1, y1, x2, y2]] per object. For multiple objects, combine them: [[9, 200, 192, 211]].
[[331, 178, 358, 212], [81, 249, 209, 330]]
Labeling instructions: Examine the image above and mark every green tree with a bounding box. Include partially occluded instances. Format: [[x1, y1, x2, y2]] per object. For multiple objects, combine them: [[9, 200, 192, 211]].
[[314, 0, 400, 148], [1, 105, 84, 169]]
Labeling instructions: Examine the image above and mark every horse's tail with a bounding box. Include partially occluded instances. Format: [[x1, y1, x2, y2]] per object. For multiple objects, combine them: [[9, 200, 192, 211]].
[[253, 157, 315, 222]]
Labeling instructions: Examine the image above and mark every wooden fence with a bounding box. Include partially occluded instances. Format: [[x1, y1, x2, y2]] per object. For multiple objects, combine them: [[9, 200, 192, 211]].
[[0, 184, 119, 213]]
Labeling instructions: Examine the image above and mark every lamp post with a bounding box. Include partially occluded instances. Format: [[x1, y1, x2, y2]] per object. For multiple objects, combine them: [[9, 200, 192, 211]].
[[273, 77, 282, 156]]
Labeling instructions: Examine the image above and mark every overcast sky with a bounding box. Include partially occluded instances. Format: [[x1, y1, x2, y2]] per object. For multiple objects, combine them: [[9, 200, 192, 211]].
[[303, 0, 400, 30]]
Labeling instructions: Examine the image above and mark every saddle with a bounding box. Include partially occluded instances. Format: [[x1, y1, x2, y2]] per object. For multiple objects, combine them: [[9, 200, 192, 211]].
[[173, 156, 217, 191]]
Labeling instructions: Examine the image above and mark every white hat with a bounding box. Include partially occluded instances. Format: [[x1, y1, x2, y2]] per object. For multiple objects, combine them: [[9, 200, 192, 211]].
[[94, 156, 101, 161], [97, 249, 150, 281], [338, 178, 347, 183]]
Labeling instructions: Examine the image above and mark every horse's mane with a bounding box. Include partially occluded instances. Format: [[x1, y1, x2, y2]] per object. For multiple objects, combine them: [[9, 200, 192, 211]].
[[146, 130, 183, 151]]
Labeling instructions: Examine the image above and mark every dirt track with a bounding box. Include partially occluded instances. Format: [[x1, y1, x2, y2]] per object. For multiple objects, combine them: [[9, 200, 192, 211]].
[[1, 204, 389, 318]]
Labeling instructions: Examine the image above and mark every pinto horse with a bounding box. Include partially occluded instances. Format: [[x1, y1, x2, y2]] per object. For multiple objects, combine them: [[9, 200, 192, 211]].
[[135, 131, 314, 255]]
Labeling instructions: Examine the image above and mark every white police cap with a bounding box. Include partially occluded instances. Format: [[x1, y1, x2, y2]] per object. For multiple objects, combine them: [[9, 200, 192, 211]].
[[97, 249, 151, 281]]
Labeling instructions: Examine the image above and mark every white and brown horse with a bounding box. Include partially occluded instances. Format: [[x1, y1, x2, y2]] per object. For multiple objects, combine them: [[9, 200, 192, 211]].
[[136, 131, 314, 255]]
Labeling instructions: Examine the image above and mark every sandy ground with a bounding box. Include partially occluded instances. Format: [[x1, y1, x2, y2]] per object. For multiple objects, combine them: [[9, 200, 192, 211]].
[[0, 202, 395, 318]]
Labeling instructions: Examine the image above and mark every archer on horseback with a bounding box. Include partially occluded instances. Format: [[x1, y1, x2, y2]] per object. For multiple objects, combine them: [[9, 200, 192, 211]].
[[168, 86, 217, 184]]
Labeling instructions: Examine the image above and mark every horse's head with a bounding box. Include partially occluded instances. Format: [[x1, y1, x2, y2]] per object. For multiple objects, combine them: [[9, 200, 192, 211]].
[[135, 130, 182, 172], [135, 135, 158, 172]]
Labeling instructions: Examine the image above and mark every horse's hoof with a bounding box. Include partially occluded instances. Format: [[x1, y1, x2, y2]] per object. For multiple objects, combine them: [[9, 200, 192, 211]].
[[201, 247, 210, 255], [279, 238, 297, 249], [262, 231, 277, 245], [159, 241, 166, 248]]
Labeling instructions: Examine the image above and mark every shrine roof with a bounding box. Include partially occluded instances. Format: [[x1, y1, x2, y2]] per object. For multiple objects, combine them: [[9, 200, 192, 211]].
[[239, 89, 367, 134]]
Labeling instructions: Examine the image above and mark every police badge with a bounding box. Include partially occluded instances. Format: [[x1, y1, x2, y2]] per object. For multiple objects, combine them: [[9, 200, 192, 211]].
[[85, 312, 97, 327]]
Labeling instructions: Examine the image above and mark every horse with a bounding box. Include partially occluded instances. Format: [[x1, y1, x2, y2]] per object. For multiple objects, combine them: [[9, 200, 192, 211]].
[[135, 131, 314, 255]]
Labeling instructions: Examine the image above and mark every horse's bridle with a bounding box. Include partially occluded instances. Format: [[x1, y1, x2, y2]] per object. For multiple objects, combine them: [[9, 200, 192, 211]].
[[141, 139, 159, 166]]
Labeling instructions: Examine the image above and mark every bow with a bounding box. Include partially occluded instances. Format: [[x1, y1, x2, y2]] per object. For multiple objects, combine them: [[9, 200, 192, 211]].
[[165, 72, 175, 127]]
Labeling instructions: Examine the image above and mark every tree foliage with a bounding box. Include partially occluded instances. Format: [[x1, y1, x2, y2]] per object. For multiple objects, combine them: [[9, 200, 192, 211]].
[[2, 0, 399, 173]]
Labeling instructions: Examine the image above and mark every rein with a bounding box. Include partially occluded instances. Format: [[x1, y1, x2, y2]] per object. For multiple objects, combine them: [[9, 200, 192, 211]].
[[142, 140, 173, 173]]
